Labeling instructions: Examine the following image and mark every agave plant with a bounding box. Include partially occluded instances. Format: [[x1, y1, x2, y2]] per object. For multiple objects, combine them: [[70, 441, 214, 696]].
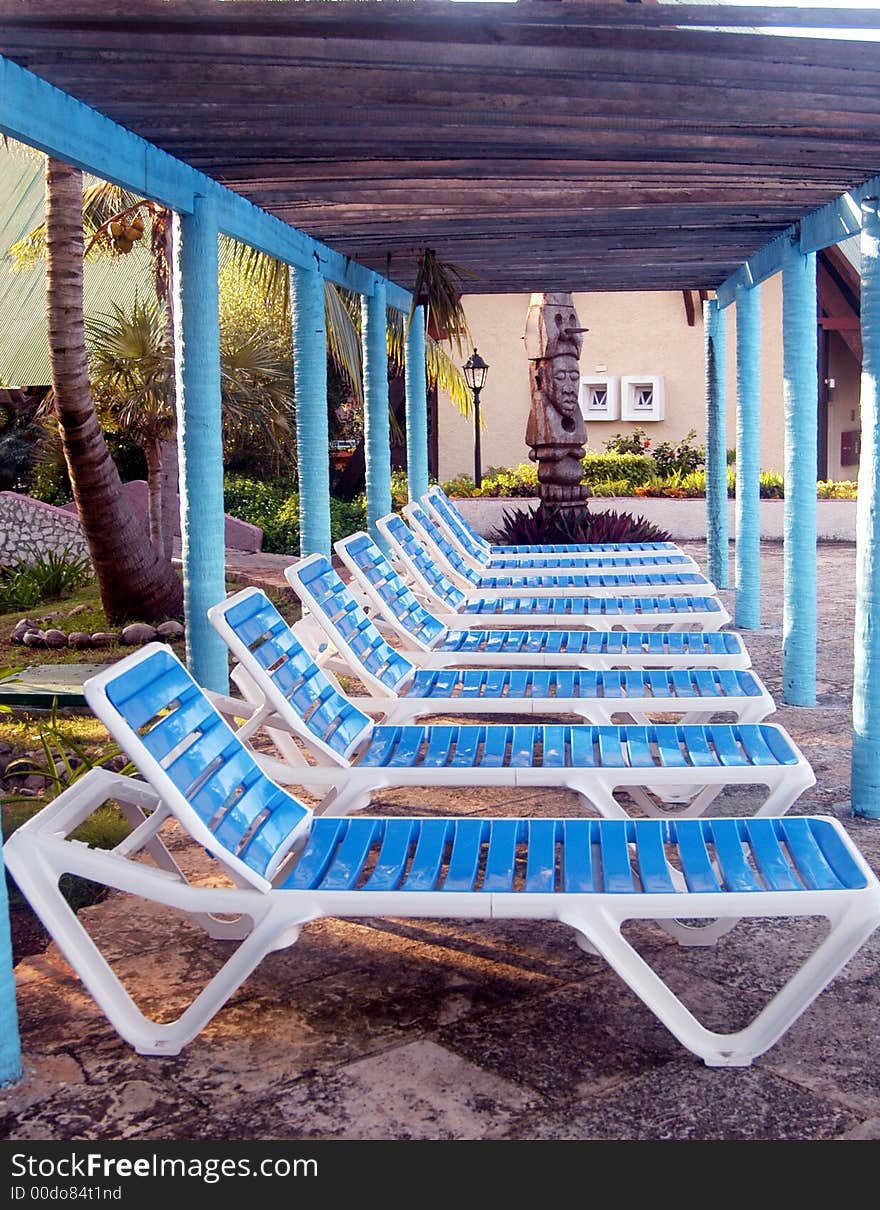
[[490, 503, 671, 546]]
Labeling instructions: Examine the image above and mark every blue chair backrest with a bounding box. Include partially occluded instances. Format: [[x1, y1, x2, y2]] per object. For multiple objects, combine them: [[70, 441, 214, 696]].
[[405, 502, 481, 584], [427, 486, 490, 554], [289, 555, 416, 695], [379, 513, 468, 609], [86, 643, 312, 889], [425, 488, 488, 558], [213, 588, 374, 761], [337, 532, 448, 648]]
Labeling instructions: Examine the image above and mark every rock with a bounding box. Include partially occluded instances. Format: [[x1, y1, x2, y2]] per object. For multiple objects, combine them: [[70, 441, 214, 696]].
[[11, 619, 38, 643], [22, 630, 46, 647], [44, 628, 69, 648], [121, 623, 157, 645], [67, 604, 90, 616], [156, 620, 184, 639], [68, 631, 94, 649], [90, 632, 120, 648], [37, 611, 61, 622]]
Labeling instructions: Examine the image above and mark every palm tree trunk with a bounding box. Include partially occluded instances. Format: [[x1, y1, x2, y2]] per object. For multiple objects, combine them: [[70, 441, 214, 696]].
[[45, 157, 184, 623], [144, 435, 164, 553], [159, 435, 179, 559]]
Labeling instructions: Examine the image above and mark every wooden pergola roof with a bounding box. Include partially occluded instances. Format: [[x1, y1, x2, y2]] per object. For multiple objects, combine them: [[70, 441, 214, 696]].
[[2, 1, 880, 294]]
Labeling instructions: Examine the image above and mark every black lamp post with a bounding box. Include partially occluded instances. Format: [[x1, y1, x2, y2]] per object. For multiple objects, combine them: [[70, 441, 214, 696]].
[[462, 348, 489, 488]]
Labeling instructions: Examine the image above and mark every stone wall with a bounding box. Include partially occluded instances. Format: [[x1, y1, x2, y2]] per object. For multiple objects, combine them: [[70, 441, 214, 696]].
[[0, 492, 90, 565]]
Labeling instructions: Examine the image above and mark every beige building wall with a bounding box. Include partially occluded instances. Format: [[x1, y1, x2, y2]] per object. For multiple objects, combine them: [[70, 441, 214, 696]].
[[436, 277, 833, 485]]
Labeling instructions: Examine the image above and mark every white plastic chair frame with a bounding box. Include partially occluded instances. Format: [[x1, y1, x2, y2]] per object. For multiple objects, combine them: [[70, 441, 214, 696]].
[[5, 644, 878, 1068]]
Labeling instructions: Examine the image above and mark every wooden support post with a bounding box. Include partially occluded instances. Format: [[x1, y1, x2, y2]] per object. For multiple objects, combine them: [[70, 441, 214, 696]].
[[852, 200, 880, 819], [704, 298, 728, 589], [782, 240, 818, 706], [363, 280, 392, 545], [291, 265, 331, 557], [173, 194, 229, 694], [735, 283, 762, 629], [404, 304, 429, 503]]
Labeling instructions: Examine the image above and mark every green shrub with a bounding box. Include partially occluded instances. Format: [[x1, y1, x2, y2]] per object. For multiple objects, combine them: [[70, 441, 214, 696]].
[[759, 471, 785, 499], [818, 479, 857, 499], [479, 463, 539, 497], [491, 502, 671, 546], [581, 450, 656, 490], [223, 475, 291, 528], [651, 429, 705, 478], [0, 547, 93, 613], [587, 478, 634, 497], [603, 427, 652, 456]]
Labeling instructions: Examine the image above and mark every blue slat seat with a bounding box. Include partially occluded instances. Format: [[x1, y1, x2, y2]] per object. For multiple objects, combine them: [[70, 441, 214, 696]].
[[280, 562, 772, 725], [336, 530, 749, 666], [7, 641, 878, 1069], [403, 501, 715, 597], [208, 590, 812, 823], [423, 484, 698, 572], [375, 515, 732, 631]]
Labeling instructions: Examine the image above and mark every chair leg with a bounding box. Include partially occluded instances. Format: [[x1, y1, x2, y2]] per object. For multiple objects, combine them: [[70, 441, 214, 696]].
[[11, 847, 298, 1056], [563, 902, 880, 1067]]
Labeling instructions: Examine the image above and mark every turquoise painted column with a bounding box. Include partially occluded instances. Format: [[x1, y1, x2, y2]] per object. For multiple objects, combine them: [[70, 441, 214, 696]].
[[173, 194, 229, 693], [735, 283, 762, 629], [291, 265, 331, 557], [362, 280, 392, 542], [704, 299, 728, 588], [852, 200, 880, 818], [781, 240, 818, 706], [0, 830, 22, 1087], [404, 304, 429, 502]]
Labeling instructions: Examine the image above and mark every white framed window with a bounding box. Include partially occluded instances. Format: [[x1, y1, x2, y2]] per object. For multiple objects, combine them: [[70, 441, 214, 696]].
[[621, 374, 664, 422], [579, 375, 619, 421]]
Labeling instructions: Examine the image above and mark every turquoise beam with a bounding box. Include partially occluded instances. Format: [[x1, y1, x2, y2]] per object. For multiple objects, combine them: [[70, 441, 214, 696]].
[[404, 305, 430, 502], [172, 194, 229, 694], [704, 299, 728, 589], [291, 265, 331, 558], [735, 283, 762, 630], [852, 199, 880, 819], [781, 241, 818, 706], [0, 829, 22, 1087], [363, 280, 392, 544]]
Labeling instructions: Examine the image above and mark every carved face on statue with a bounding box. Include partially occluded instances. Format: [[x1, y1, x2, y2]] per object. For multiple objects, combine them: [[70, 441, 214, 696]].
[[548, 354, 581, 431]]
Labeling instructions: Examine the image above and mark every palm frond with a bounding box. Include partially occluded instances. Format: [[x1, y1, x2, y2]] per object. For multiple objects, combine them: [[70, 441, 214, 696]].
[[325, 282, 363, 403]]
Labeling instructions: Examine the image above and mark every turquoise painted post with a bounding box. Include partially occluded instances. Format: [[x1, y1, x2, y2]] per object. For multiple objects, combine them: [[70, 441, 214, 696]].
[[404, 304, 429, 502], [362, 280, 392, 542], [781, 240, 818, 706], [735, 283, 762, 629], [852, 199, 880, 818], [704, 299, 729, 588], [0, 829, 22, 1087], [291, 265, 331, 557], [172, 194, 229, 693]]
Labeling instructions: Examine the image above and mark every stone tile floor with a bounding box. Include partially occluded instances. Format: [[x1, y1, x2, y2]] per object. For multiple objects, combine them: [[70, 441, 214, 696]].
[[3, 539, 880, 1143]]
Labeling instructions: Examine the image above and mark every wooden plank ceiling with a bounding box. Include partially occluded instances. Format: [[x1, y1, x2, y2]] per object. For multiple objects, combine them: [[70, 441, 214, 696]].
[[2, 1, 880, 295]]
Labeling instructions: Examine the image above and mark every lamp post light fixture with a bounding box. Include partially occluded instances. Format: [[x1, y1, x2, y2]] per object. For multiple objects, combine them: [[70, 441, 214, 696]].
[[462, 348, 489, 488]]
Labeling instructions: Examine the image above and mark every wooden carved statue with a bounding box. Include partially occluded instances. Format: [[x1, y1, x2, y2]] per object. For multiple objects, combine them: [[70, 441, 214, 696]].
[[524, 293, 591, 507]]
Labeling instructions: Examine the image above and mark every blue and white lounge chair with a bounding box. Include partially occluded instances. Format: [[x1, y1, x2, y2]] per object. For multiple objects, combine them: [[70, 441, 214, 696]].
[[336, 530, 751, 670], [281, 559, 773, 726], [423, 484, 700, 573], [206, 588, 813, 823], [7, 642, 878, 1065], [377, 512, 732, 631], [403, 502, 716, 598], [425, 484, 685, 559]]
